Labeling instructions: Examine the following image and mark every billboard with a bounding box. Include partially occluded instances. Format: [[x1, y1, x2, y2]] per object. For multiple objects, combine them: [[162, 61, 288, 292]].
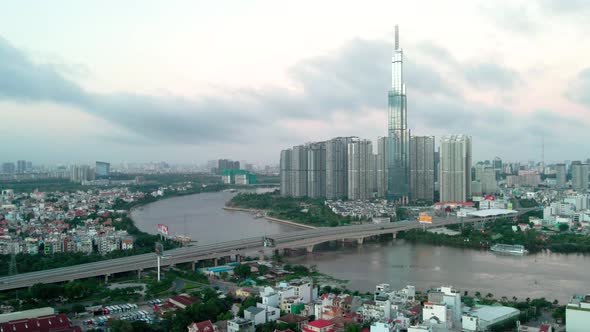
[[157, 224, 169, 236], [418, 213, 432, 223]]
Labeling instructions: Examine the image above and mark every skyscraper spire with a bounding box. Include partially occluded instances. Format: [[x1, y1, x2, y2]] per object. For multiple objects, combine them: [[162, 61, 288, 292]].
[[395, 25, 399, 50]]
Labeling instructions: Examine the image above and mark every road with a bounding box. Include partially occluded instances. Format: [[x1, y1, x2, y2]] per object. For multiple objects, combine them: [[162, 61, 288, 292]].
[[0, 208, 538, 291]]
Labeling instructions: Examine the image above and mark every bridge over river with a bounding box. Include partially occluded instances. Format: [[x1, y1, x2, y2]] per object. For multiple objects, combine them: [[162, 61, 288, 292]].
[[0, 208, 537, 291]]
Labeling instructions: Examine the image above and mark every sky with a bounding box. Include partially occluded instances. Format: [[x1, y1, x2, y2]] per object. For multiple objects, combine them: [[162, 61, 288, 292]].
[[1, 0, 590, 165]]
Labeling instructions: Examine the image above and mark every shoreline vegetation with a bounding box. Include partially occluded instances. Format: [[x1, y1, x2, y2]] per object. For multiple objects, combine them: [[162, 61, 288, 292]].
[[222, 206, 316, 229]]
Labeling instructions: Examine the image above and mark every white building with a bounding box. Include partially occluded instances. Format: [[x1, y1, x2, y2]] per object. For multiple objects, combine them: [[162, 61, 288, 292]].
[[227, 318, 254, 332], [439, 135, 472, 203], [370, 320, 396, 332], [566, 294, 590, 332], [461, 306, 520, 331]]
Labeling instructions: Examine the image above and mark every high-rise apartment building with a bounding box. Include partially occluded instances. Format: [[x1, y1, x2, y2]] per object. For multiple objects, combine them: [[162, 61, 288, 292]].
[[307, 142, 326, 198], [555, 163, 567, 189], [387, 25, 410, 202], [376, 137, 389, 198], [280, 149, 292, 196], [439, 135, 472, 203], [348, 139, 374, 200], [474, 164, 498, 195], [409, 136, 435, 202], [326, 137, 355, 199], [571, 161, 589, 192], [95, 161, 110, 178], [1, 163, 15, 174], [70, 165, 95, 183], [16, 160, 26, 174], [291, 145, 308, 197]]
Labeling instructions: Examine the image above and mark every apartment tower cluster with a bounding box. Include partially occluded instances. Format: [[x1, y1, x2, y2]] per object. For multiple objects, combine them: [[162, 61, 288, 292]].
[[279, 26, 472, 203]]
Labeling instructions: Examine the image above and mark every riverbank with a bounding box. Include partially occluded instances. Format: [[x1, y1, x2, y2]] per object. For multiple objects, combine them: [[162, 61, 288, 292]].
[[222, 207, 316, 229]]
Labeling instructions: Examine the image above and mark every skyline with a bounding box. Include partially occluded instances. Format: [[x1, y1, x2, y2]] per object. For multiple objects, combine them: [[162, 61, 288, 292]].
[[2, 1, 590, 164]]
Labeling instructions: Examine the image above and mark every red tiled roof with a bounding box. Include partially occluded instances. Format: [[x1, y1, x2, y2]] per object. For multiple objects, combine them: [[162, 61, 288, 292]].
[[306, 319, 334, 329], [0, 314, 81, 332], [188, 320, 215, 332]]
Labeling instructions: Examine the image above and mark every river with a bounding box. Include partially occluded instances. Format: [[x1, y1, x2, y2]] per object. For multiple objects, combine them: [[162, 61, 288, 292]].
[[131, 191, 588, 302]]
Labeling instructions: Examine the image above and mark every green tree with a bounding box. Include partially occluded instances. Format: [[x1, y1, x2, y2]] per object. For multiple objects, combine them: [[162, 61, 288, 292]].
[[107, 319, 134, 332], [233, 264, 252, 279], [559, 223, 569, 232]]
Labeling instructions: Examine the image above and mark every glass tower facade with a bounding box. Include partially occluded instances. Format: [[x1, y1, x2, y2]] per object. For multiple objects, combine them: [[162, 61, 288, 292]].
[[387, 25, 410, 202]]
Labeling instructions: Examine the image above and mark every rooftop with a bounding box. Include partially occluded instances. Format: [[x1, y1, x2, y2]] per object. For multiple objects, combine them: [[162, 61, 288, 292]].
[[465, 305, 520, 323], [467, 209, 518, 218]]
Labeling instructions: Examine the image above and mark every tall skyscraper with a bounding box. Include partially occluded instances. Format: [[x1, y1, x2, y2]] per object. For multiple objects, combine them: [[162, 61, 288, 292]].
[[307, 142, 326, 198], [376, 137, 389, 198], [347, 139, 373, 200], [410, 136, 435, 202], [571, 161, 589, 192], [474, 164, 498, 195], [439, 135, 472, 202], [326, 137, 355, 199], [291, 145, 308, 197], [555, 163, 567, 189], [387, 25, 410, 202], [280, 149, 292, 196]]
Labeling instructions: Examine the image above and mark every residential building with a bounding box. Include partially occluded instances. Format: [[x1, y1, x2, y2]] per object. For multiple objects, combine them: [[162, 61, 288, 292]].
[[409, 136, 435, 202], [188, 320, 216, 332], [16, 160, 26, 174], [566, 294, 590, 332], [387, 25, 410, 203], [439, 135, 472, 202], [227, 318, 254, 332], [244, 305, 280, 326], [370, 320, 397, 332], [1, 162, 15, 174], [348, 139, 373, 200], [95, 161, 110, 178], [556, 163, 567, 189], [291, 145, 308, 197], [571, 161, 589, 192], [307, 142, 327, 198], [280, 149, 292, 196], [301, 319, 334, 332], [376, 137, 388, 198], [326, 137, 355, 199]]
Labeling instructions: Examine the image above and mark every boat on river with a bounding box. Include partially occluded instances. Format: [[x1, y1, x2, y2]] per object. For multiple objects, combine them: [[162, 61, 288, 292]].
[[490, 244, 528, 255]]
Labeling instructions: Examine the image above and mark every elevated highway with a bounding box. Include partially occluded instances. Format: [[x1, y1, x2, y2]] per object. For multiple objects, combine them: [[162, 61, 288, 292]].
[[0, 207, 538, 291]]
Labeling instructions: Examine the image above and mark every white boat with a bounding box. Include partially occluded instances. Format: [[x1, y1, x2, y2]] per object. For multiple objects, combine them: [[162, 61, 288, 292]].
[[490, 244, 528, 255]]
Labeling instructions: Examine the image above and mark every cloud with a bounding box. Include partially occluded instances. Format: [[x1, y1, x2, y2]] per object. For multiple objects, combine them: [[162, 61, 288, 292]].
[[565, 68, 590, 109], [0, 34, 586, 162]]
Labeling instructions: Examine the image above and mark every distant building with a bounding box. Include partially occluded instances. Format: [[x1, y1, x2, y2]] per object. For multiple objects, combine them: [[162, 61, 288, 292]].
[[555, 163, 567, 189], [222, 170, 257, 185], [95, 161, 110, 178], [70, 165, 95, 183], [571, 161, 589, 192], [1, 162, 15, 174], [347, 139, 373, 200], [280, 149, 293, 196], [16, 160, 26, 174], [326, 137, 356, 199], [307, 142, 327, 198], [409, 136, 434, 202], [216, 159, 240, 175], [439, 135, 472, 203], [291, 145, 308, 197], [376, 137, 389, 198]]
